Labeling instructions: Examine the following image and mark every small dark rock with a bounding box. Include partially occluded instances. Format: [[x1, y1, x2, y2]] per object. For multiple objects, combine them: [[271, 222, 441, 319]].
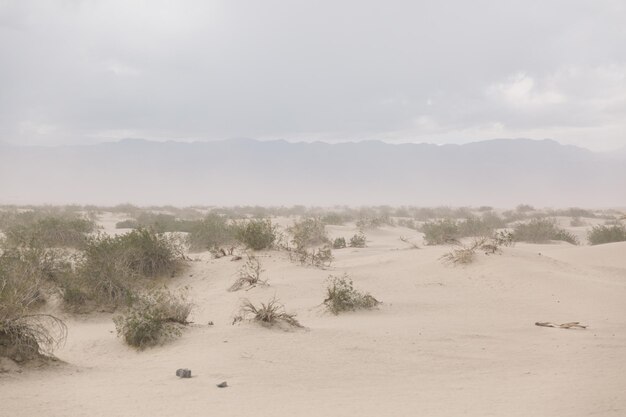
[[231, 256, 242, 261], [208, 321, 214, 326], [217, 381, 228, 388], [176, 368, 192, 378]]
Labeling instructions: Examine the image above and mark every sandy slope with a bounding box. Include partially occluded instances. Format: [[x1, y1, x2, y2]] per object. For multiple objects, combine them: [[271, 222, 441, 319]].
[[1, 225, 625, 417]]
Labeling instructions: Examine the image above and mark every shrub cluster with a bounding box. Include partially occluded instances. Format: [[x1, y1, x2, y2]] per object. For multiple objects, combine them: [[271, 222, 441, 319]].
[[349, 233, 367, 248], [513, 219, 578, 245], [288, 217, 329, 250], [323, 274, 380, 314], [2, 213, 96, 249], [587, 224, 626, 245], [235, 219, 278, 250], [113, 289, 192, 349], [186, 213, 236, 252]]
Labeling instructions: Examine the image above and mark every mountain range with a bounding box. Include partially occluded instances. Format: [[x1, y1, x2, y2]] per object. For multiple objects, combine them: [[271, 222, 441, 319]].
[[1, 138, 624, 207]]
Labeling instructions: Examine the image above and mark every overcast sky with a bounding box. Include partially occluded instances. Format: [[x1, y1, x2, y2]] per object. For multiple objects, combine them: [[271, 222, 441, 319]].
[[1, 0, 625, 151]]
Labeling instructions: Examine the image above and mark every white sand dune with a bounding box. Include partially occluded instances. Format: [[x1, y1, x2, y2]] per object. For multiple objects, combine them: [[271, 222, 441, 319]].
[[1, 226, 625, 416]]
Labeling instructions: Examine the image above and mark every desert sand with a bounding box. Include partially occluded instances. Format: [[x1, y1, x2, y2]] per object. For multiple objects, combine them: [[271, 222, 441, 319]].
[[1, 219, 625, 417]]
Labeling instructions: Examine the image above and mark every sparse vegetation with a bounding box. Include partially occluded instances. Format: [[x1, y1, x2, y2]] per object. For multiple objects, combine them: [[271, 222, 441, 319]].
[[513, 218, 578, 245], [113, 288, 192, 349], [2, 212, 96, 249], [237, 298, 302, 328], [288, 217, 329, 250], [67, 229, 185, 309], [332, 237, 347, 249], [0, 248, 67, 361], [186, 213, 236, 252], [235, 219, 278, 250], [349, 232, 367, 248], [323, 274, 380, 315], [587, 224, 626, 245], [421, 219, 460, 245], [228, 254, 267, 291]]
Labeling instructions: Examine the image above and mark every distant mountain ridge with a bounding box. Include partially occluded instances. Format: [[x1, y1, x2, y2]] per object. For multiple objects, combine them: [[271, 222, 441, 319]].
[[0, 138, 624, 206]]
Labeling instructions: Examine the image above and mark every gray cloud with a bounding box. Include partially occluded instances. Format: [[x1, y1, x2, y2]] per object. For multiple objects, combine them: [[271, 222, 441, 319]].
[[1, 0, 625, 150]]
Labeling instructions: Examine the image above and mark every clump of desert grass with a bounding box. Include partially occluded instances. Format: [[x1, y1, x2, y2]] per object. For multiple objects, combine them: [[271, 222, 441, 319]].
[[348, 232, 367, 248], [236, 297, 302, 328], [323, 274, 380, 315], [113, 288, 192, 349], [0, 246, 67, 362], [228, 253, 267, 291]]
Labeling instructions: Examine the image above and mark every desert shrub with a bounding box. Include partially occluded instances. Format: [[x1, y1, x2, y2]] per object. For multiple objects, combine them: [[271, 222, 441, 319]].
[[288, 217, 329, 250], [516, 204, 535, 213], [570, 217, 585, 227], [72, 229, 184, 308], [323, 274, 380, 315], [421, 219, 459, 245], [186, 213, 236, 252], [440, 246, 476, 265], [0, 250, 67, 361], [587, 225, 626, 245], [235, 219, 278, 250], [513, 219, 578, 244], [397, 218, 418, 230], [3, 214, 96, 249], [349, 232, 367, 248], [113, 289, 192, 349], [332, 237, 347, 249], [228, 254, 267, 291], [115, 219, 139, 229], [289, 245, 334, 268], [321, 212, 349, 225], [458, 216, 497, 237], [356, 214, 394, 229], [237, 298, 302, 328]]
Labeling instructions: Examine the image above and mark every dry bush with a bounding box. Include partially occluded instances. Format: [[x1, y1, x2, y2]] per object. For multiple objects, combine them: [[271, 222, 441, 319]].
[[588, 224, 626, 245], [332, 237, 347, 249], [513, 218, 578, 244], [228, 254, 267, 291], [235, 219, 278, 250], [323, 274, 380, 315], [67, 229, 185, 309], [2, 212, 96, 249], [288, 217, 329, 250], [289, 245, 334, 268], [421, 219, 460, 245], [349, 232, 367, 248], [113, 288, 192, 349], [186, 213, 237, 252], [0, 250, 67, 361], [440, 233, 512, 266], [237, 298, 302, 328]]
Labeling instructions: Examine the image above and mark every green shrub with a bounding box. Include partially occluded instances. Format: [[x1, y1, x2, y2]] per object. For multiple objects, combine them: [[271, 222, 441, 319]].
[[72, 229, 184, 308], [235, 219, 278, 250], [332, 237, 347, 249], [3, 214, 96, 249], [588, 225, 626, 245], [113, 289, 192, 349], [421, 219, 459, 245], [513, 219, 578, 244], [323, 274, 380, 315], [349, 233, 367, 248], [186, 213, 236, 252], [288, 217, 329, 250]]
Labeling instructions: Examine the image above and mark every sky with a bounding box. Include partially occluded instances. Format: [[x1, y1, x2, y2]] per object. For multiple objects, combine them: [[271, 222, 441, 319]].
[[1, 0, 625, 151]]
